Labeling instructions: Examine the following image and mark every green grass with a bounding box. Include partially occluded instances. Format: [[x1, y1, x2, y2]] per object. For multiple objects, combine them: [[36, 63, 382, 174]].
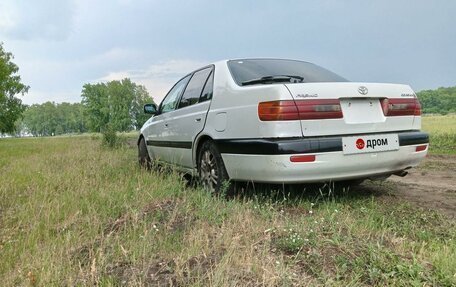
[[422, 114, 456, 154], [1, 131, 455, 286]]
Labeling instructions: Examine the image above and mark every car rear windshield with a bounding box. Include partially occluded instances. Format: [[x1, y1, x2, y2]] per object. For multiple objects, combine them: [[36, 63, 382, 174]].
[[227, 59, 348, 86]]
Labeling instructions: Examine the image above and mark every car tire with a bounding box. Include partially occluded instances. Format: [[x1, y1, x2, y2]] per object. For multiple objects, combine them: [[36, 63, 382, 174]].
[[138, 137, 152, 170], [198, 140, 231, 195]]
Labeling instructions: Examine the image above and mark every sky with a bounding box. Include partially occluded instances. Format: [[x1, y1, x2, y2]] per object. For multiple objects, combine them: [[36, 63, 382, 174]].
[[1, 0, 455, 105]]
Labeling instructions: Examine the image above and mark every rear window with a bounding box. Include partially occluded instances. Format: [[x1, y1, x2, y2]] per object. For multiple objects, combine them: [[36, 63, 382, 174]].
[[178, 67, 212, 109], [227, 59, 348, 86]]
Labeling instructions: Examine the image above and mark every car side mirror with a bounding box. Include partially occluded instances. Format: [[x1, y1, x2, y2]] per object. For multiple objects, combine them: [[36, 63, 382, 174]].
[[144, 103, 158, 115]]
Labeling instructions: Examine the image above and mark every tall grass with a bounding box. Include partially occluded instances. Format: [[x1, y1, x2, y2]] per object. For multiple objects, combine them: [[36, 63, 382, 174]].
[[1, 135, 455, 286], [422, 114, 456, 154]]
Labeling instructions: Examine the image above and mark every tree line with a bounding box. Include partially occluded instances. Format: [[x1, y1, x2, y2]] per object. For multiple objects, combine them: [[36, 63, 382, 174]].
[[416, 86, 456, 115], [22, 102, 87, 136], [19, 79, 152, 136]]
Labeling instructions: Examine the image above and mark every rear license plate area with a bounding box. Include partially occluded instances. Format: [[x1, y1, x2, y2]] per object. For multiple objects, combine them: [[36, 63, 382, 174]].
[[342, 134, 399, 154]]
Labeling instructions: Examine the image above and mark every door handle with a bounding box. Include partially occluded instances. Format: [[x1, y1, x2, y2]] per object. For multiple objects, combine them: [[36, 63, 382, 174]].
[[195, 118, 201, 122]]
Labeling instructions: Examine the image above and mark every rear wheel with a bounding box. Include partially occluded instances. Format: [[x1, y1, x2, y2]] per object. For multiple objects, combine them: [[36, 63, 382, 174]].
[[138, 137, 152, 169], [198, 141, 230, 194]]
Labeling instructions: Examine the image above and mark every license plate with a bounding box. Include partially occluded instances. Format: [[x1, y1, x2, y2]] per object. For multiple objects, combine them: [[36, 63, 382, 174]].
[[342, 134, 399, 155]]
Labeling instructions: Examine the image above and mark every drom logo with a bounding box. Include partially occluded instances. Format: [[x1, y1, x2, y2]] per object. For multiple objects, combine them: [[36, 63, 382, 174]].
[[356, 138, 365, 149]]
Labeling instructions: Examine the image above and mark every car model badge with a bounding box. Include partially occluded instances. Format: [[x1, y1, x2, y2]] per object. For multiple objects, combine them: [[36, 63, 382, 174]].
[[358, 86, 368, 95], [296, 93, 318, 98]]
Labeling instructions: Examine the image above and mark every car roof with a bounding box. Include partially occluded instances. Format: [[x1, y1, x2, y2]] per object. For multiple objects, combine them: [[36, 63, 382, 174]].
[[216, 58, 311, 64]]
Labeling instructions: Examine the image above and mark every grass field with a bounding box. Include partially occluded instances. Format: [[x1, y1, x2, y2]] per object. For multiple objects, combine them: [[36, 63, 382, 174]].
[[422, 114, 456, 154], [0, 116, 455, 286]]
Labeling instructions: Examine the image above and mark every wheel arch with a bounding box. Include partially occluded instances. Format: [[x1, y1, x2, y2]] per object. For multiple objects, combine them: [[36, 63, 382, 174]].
[[193, 134, 214, 168], [137, 134, 145, 146]]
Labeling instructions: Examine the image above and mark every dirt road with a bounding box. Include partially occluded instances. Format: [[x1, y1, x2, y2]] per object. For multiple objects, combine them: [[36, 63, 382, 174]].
[[386, 155, 456, 218]]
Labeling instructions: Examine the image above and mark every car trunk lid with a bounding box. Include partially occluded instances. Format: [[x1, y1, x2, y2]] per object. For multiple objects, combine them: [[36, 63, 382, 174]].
[[285, 82, 419, 137]]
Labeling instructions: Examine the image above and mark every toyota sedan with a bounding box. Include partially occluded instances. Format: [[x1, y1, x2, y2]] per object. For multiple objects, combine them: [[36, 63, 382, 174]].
[[138, 58, 429, 193]]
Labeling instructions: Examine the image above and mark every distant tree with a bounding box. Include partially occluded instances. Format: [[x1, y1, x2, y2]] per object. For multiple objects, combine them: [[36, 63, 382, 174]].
[[22, 102, 87, 136], [81, 78, 153, 132], [131, 84, 152, 129], [0, 43, 29, 134], [81, 83, 109, 133], [417, 86, 456, 114]]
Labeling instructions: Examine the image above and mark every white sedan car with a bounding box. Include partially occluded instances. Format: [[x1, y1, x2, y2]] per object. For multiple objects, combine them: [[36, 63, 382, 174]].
[[138, 59, 429, 192]]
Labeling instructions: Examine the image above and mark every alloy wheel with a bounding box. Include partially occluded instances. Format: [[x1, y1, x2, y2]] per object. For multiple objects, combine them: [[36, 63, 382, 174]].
[[200, 150, 219, 192]]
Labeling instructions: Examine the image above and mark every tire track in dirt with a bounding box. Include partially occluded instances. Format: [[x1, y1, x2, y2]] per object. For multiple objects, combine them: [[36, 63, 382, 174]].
[[387, 155, 456, 218]]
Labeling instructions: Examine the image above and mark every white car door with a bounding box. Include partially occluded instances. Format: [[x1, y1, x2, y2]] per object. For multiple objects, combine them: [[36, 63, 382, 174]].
[[165, 67, 214, 168], [145, 75, 191, 163]]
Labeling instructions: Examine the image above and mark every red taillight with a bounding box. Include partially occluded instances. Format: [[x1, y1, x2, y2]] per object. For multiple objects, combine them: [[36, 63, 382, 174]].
[[258, 101, 300, 121], [258, 100, 343, 121], [415, 145, 427, 152], [290, 155, 316, 162], [381, 98, 421, 116], [295, 99, 343, 120]]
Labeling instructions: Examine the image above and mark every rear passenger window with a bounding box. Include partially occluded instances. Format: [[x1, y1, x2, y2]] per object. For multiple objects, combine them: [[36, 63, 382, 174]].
[[178, 68, 212, 109], [199, 71, 213, 102]]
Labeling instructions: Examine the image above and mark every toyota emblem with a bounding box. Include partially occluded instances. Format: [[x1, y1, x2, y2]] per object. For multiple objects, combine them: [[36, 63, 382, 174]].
[[358, 86, 368, 95]]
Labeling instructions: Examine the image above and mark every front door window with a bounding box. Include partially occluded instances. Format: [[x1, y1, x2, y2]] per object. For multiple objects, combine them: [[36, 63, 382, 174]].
[[160, 75, 191, 114]]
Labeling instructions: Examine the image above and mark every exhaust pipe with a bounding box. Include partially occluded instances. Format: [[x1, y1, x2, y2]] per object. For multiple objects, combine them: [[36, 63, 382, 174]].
[[393, 170, 408, 177]]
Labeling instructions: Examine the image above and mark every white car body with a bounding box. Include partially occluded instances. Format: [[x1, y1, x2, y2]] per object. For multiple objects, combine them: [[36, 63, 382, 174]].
[[139, 59, 428, 184]]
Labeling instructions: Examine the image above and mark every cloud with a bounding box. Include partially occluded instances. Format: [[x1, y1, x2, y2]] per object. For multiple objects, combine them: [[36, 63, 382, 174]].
[[0, 0, 75, 41], [98, 59, 206, 103], [0, 2, 16, 31], [15, 46, 174, 105], [99, 59, 207, 80]]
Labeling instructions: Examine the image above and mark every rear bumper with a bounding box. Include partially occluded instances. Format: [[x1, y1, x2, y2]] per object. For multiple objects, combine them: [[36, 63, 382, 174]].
[[217, 131, 429, 183], [215, 131, 428, 155]]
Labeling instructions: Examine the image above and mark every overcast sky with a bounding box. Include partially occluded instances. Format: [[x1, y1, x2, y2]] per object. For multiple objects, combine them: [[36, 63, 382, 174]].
[[1, 0, 455, 105]]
